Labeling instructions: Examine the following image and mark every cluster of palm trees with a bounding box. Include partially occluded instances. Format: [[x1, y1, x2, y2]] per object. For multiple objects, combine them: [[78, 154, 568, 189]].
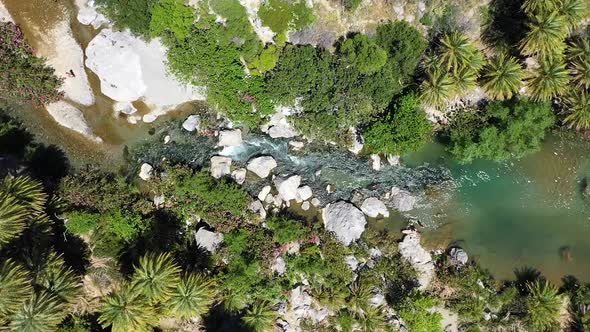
[[0, 176, 82, 331], [420, 0, 590, 130]]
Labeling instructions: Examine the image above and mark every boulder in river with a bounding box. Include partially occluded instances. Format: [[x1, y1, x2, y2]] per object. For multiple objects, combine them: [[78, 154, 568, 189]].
[[210, 156, 232, 179], [360, 197, 390, 218], [218, 129, 243, 147], [391, 187, 417, 212], [274, 175, 302, 202], [322, 201, 367, 245], [247, 156, 277, 178], [45, 101, 102, 142], [399, 229, 434, 290], [182, 115, 200, 132], [297, 186, 313, 201]]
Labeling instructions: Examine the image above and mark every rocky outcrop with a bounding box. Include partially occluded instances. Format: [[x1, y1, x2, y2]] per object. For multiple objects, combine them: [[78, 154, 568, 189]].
[[218, 129, 243, 147], [45, 102, 101, 142], [360, 197, 390, 218], [182, 115, 200, 132], [0, 0, 12, 21], [247, 156, 277, 178], [274, 175, 302, 202], [399, 229, 434, 290], [210, 156, 232, 179], [391, 187, 417, 212], [322, 201, 366, 245], [194, 228, 223, 253], [139, 163, 153, 181], [85, 29, 204, 121]]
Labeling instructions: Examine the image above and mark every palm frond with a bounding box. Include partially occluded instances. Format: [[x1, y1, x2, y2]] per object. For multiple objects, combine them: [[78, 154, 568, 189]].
[[132, 252, 181, 303], [438, 32, 481, 72], [165, 273, 216, 319], [420, 68, 454, 108], [481, 54, 525, 100], [526, 280, 562, 331], [98, 284, 158, 332], [527, 58, 570, 101], [36, 253, 82, 305], [563, 89, 590, 129], [522, 0, 559, 15], [242, 301, 277, 332], [9, 291, 66, 332], [449, 66, 478, 96], [559, 0, 588, 30], [1, 176, 47, 214], [0, 259, 33, 320], [0, 192, 28, 247], [520, 12, 568, 58]]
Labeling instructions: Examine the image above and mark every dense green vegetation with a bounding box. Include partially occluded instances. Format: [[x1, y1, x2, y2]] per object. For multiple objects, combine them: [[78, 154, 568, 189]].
[[0, 22, 62, 106]]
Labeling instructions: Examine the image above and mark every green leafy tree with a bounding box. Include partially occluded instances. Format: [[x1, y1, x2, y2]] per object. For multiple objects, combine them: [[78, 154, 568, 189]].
[[420, 67, 454, 108], [98, 285, 158, 332], [563, 89, 590, 129], [527, 58, 570, 101], [258, 0, 315, 34], [364, 94, 432, 155], [9, 291, 66, 332], [149, 0, 195, 40], [165, 273, 216, 319], [520, 12, 568, 58], [339, 34, 388, 75], [242, 302, 277, 332], [0, 259, 32, 321], [248, 45, 281, 75], [480, 54, 524, 100], [396, 293, 443, 332], [132, 252, 181, 303], [95, 0, 156, 37], [526, 280, 562, 331]]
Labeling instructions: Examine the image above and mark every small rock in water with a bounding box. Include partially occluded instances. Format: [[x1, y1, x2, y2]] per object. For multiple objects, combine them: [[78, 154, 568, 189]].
[[274, 175, 302, 201], [258, 185, 272, 201], [114, 101, 137, 115], [139, 163, 153, 181], [247, 156, 277, 178], [218, 129, 242, 146], [297, 186, 313, 201], [163, 135, 171, 144], [311, 198, 321, 207], [360, 197, 390, 218], [301, 201, 310, 211], [210, 156, 232, 179], [370, 154, 381, 171], [448, 247, 469, 266], [231, 168, 247, 184], [387, 154, 401, 166], [182, 115, 200, 132], [289, 141, 305, 150]]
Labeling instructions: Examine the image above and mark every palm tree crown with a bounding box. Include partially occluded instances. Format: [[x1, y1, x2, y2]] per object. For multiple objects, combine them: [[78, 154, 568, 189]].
[[526, 280, 562, 331], [527, 58, 570, 101], [98, 285, 158, 332], [481, 55, 525, 100], [132, 252, 181, 303], [165, 273, 216, 319], [564, 89, 590, 130], [520, 12, 568, 58]]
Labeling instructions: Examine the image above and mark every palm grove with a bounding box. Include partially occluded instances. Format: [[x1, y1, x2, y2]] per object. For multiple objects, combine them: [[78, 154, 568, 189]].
[[2, 0, 590, 331]]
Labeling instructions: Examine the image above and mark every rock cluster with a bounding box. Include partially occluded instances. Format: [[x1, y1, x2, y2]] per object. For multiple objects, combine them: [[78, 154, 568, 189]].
[[398, 229, 435, 290]]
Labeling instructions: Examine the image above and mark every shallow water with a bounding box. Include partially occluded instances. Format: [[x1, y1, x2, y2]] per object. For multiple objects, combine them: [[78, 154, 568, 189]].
[[403, 132, 590, 282]]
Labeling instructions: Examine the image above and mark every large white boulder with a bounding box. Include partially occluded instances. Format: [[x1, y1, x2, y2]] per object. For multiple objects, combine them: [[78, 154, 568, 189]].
[[0, 0, 12, 21], [247, 156, 277, 178], [258, 185, 272, 201], [399, 229, 435, 290], [85, 29, 204, 119], [45, 101, 101, 142], [210, 156, 232, 179], [182, 115, 200, 132], [322, 201, 367, 246], [195, 228, 223, 253], [218, 129, 243, 147], [274, 175, 301, 201], [360, 197, 390, 218], [261, 108, 300, 139], [75, 0, 108, 29]]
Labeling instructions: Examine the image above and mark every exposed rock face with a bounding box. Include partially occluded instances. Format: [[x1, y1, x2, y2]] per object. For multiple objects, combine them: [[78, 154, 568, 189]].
[[448, 247, 469, 266], [399, 229, 435, 290], [391, 187, 417, 212], [322, 201, 367, 245], [0, 0, 13, 21], [194, 228, 223, 253], [182, 115, 200, 132], [75, 0, 108, 29], [85, 29, 203, 120], [45, 102, 101, 142], [210, 156, 232, 179], [139, 163, 153, 181], [360, 197, 390, 218], [274, 175, 302, 201], [247, 156, 277, 178], [218, 129, 243, 147]]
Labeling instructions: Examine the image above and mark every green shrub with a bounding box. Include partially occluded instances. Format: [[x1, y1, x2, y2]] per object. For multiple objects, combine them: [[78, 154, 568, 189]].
[[259, 0, 315, 34], [103, 211, 146, 242], [248, 45, 282, 75], [446, 99, 555, 162], [95, 0, 156, 37], [149, 0, 195, 40], [397, 293, 443, 332], [0, 22, 62, 105], [64, 211, 100, 235], [364, 94, 432, 155], [343, 0, 363, 11], [266, 216, 310, 245], [339, 34, 388, 75]]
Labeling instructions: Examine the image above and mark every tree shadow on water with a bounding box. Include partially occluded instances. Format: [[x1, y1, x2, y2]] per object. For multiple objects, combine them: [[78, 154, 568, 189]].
[[514, 266, 545, 294]]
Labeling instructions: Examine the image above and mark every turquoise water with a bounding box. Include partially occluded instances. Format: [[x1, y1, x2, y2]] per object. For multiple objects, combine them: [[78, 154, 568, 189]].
[[404, 133, 590, 282]]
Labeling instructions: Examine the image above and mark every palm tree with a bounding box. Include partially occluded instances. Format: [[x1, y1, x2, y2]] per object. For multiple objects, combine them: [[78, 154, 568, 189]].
[[438, 32, 480, 72], [563, 89, 590, 129], [242, 301, 277, 332], [347, 281, 372, 318], [520, 12, 568, 58], [480, 54, 525, 100], [9, 291, 66, 332], [420, 67, 454, 108], [132, 252, 181, 303], [569, 38, 590, 59], [526, 280, 562, 331], [358, 305, 387, 331], [571, 57, 590, 88], [522, 0, 559, 15], [36, 253, 81, 306], [527, 58, 570, 101], [0, 259, 32, 320], [1, 176, 47, 214], [0, 193, 28, 247], [449, 66, 478, 96], [98, 284, 158, 332], [558, 0, 588, 31], [165, 273, 216, 319]]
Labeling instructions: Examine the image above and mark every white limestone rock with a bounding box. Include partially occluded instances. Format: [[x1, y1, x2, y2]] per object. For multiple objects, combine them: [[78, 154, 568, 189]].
[[218, 129, 243, 147], [271, 256, 287, 275], [75, 0, 108, 29], [247, 156, 277, 178], [301, 201, 310, 211], [139, 163, 153, 181], [348, 127, 364, 154], [448, 247, 469, 266], [210, 156, 232, 179], [370, 154, 382, 171], [195, 228, 223, 253], [399, 229, 435, 290], [231, 168, 247, 185], [258, 185, 272, 201], [297, 186, 313, 201], [182, 115, 200, 132], [391, 187, 418, 212], [261, 108, 299, 138], [45, 102, 101, 142], [114, 101, 137, 115], [345, 255, 360, 271], [322, 201, 367, 246], [311, 198, 321, 207], [361, 197, 390, 218], [248, 199, 267, 219], [274, 175, 302, 201]]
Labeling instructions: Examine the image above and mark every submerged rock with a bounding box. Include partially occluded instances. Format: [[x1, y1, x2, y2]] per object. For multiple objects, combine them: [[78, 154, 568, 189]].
[[391, 187, 418, 212], [194, 228, 223, 253], [247, 156, 277, 178], [210, 156, 232, 179], [322, 201, 367, 245], [360, 197, 390, 218], [399, 229, 435, 290], [139, 163, 153, 181], [45, 101, 101, 142], [274, 175, 302, 201], [370, 154, 381, 171]]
